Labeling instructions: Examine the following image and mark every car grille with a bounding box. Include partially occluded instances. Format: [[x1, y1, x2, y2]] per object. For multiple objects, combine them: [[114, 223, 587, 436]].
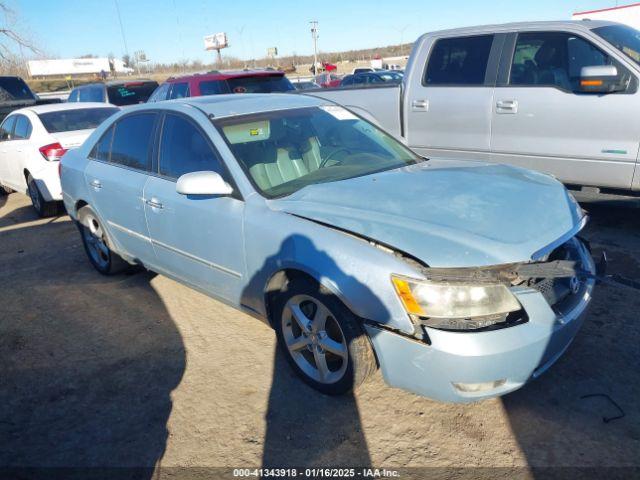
[[527, 240, 586, 314]]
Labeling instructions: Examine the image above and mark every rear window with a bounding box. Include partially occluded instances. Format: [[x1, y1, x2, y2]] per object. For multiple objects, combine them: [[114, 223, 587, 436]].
[[424, 35, 494, 85], [106, 82, 158, 106], [38, 108, 119, 133], [225, 75, 294, 93], [199, 80, 227, 95], [0, 77, 34, 102]]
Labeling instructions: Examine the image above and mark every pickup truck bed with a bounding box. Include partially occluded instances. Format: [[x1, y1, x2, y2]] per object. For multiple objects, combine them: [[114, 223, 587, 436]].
[[301, 84, 403, 138]]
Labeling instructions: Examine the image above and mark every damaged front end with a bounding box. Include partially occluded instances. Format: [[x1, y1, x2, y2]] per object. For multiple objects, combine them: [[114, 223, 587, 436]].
[[391, 236, 602, 335]]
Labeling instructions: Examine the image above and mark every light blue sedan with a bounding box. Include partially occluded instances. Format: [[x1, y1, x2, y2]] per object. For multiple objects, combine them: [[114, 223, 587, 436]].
[[60, 94, 597, 402]]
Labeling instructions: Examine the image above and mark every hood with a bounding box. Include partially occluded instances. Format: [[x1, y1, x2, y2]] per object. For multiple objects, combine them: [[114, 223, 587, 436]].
[[52, 129, 94, 149], [270, 160, 584, 268]]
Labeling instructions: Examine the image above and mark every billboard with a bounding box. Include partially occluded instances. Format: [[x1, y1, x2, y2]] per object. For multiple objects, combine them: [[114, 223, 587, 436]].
[[204, 32, 228, 51]]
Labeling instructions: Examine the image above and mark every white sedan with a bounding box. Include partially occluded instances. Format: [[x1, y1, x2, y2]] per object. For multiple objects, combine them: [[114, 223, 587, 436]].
[[0, 102, 118, 216]]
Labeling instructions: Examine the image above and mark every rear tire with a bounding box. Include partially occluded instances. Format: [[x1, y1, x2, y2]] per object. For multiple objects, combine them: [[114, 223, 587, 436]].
[[77, 205, 130, 275], [271, 276, 376, 395], [0, 184, 12, 195], [27, 173, 58, 217]]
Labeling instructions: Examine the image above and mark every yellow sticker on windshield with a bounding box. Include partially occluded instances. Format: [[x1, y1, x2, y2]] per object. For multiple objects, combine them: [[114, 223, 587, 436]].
[[249, 128, 262, 136]]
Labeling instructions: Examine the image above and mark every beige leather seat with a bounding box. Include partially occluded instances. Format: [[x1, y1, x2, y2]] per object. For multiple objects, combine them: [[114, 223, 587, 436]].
[[235, 122, 324, 192]]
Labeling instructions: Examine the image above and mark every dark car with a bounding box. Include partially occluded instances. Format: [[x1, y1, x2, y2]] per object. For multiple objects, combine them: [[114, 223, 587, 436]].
[[0, 76, 61, 122], [67, 80, 159, 106], [340, 71, 403, 87], [147, 69, 294, 102]]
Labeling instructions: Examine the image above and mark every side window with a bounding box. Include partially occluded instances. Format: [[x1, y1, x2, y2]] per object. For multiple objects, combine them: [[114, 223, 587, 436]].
[[89, 125, 115, 161], [425, 35, 494, 85], [159, 113, 224, 179], [510, 32, 614, 91], [13, 115, 32, 140], [0, 116, 16, 141], [109, 113, 156, 171], [169, 82, 190, 99], [148, 83, 170, 102], [79, 85, 104, 102], [68, 89, 79, 102]]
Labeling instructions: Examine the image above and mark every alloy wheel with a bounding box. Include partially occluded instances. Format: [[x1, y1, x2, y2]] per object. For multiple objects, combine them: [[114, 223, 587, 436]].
[[82, 214, 110, 270], [281, 294, 349, 384]]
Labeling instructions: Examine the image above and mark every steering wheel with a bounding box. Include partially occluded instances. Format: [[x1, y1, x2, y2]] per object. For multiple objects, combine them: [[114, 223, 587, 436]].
[[319, 147, 349, 169]]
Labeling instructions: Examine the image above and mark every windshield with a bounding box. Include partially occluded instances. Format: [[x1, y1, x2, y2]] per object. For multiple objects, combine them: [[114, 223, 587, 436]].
[[216, 106, 422, 198], [106, 81, 158, 105], [38, 107, 119, 133], [225, 75, 294, 93], [593, 24, 640, 65], [0, 77, 35, 102]]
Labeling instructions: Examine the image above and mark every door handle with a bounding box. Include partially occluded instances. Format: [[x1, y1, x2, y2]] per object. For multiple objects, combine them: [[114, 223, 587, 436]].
[[145, 198, 163, 209], [496, 100, 518, 114], [411, 99, 429, 111], [89, 179, 102, 190]]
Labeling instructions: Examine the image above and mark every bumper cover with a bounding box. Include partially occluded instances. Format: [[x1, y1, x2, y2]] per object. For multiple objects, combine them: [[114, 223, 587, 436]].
[[367, 240, 596, 403]]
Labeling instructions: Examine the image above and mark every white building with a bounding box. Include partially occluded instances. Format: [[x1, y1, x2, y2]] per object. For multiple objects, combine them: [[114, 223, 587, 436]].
[[572, 3, 640, 30], [27, 58, 134, 78]]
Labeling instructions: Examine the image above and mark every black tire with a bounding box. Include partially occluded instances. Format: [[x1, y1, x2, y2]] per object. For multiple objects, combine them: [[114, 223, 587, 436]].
[[0, 184, 12, 195], [271, 275, 377, 395], [27, 173, 58, 217], [77, 205, 130, 275]]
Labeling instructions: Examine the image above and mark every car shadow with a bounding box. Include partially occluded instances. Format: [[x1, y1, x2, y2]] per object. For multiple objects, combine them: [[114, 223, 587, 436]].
[[242, 235, 381, 468], [501, 197, 640, 474], [0, 217, 186, 478]]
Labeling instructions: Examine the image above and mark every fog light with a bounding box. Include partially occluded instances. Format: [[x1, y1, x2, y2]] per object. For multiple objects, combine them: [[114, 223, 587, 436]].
[[452, 379, 506, 393]]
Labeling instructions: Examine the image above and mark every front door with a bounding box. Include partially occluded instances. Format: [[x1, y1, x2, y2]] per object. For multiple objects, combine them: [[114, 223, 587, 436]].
[[85, 112, 158, 265], [144, 112, 245, 302], [491, 30, 640, 189], [404, 33, 501, 159]]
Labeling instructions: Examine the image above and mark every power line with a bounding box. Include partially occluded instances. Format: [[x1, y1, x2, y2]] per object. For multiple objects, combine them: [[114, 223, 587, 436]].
[[113, 0, 129, 58]]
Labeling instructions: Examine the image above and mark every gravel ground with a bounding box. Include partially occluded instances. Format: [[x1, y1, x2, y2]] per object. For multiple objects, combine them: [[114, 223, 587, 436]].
[[0, 191, 638, 479]]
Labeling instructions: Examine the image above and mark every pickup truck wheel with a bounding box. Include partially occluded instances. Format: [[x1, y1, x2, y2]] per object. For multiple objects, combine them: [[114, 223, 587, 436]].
[[27, 174, 58, 217], [77, 205, 129, 275], [272, 277, 376, 395]]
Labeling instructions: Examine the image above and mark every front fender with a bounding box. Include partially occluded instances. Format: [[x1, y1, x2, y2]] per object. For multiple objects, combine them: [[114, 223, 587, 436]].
[[240, 200, 422, 334]]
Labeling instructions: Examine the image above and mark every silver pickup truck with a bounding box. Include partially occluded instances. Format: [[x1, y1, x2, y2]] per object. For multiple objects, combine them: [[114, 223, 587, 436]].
[[306, 20, 640, 194]]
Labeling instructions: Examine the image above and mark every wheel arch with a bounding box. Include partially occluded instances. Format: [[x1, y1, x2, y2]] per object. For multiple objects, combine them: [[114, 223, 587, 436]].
[[263, 267, 359, 329]]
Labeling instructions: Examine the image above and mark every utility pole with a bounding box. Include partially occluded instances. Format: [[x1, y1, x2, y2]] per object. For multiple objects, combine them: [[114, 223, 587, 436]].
[[310, 20, 318, 75]]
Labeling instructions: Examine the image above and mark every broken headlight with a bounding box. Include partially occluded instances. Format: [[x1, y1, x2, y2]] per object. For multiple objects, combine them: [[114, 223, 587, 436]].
[[391, 275, 521, 330]]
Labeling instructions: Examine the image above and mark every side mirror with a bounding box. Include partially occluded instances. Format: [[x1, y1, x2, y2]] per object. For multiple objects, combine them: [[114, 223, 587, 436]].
[[176, 171, 233, 196], [579, 65, 625, 93]]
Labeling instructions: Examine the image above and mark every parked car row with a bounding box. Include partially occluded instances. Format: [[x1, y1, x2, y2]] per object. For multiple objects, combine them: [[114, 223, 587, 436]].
[[2, 20, 620, 403]]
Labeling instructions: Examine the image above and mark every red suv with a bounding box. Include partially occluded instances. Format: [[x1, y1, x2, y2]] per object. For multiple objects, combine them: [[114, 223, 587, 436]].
[[148, 70, 295, 102]]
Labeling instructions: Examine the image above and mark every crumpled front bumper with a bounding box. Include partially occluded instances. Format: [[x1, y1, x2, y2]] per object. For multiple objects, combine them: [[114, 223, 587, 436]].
[[366, 239, 596, 403]]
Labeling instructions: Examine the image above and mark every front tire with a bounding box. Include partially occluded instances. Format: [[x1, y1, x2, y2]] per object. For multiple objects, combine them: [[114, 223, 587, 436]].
[[27, 173, 58, 217], [77, 205, 129, 275], [272, 276, 376, 395]]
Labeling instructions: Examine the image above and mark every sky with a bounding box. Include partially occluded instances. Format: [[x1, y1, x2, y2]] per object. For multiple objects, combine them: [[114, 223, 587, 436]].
[[12, 0, 623, 64]]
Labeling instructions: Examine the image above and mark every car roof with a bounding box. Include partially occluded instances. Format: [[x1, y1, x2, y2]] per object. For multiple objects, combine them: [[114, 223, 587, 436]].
[[419, 19, 620, 38], [134, 93, 327, 119], [73, 80, 156, 89], [166, 69, 286, 83], [20, 102, 118, 115]]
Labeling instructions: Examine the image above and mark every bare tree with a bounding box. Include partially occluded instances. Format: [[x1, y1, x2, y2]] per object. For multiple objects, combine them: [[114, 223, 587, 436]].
[[0, 2, 39, 61]]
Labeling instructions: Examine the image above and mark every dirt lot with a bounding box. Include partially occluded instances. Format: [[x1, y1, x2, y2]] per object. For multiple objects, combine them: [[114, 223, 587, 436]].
[[0, 191, 639, 478]]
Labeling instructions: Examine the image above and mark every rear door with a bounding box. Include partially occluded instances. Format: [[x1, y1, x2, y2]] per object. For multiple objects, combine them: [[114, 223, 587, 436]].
[[143, 112, 245, 302], [85, 112, 158, 265], [0, 115, 17, 188], [404, 33, 503, 159], [491, 30, 640, 188], [6, 114, 32, 188]]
